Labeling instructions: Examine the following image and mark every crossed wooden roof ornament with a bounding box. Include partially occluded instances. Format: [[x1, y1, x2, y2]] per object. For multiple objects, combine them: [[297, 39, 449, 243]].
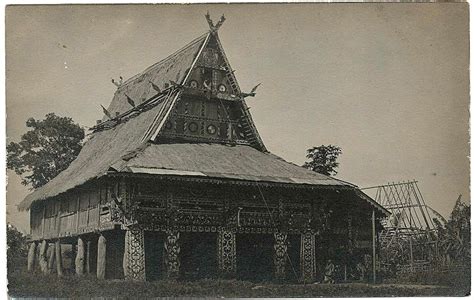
[[205, 11, 226, 33]]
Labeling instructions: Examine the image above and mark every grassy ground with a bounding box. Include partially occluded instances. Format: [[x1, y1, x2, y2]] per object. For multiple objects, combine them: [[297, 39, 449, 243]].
[[8, 267, 469, 298]]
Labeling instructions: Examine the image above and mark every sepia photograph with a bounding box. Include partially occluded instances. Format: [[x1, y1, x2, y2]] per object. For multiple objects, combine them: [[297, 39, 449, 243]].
[[5, 3, 470, 297]]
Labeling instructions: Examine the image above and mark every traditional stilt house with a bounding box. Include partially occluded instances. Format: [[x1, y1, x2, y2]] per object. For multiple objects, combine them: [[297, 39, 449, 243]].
[[20, 15, 389, 283]]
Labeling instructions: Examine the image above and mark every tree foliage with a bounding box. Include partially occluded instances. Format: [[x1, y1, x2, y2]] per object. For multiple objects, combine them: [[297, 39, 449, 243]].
[[7, 224, 27, 269], [303, 145, 342, 176], [7, 113, 84, 189], [434, 197, 470, 263], [7, 224, 27, 256]]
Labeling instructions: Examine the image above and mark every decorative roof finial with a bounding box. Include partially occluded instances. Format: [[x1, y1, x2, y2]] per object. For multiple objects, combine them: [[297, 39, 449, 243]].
[[205, 11, 226, 33], [111, 76, 123, 88], [241, 83, 261, 98]]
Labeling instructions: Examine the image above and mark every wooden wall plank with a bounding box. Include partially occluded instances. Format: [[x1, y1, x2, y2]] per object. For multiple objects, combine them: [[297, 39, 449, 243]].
[[29, 182, 107, 240]]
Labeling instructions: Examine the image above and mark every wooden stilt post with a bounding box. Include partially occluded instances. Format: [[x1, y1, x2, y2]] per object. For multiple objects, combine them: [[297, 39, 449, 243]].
[[47, 242, 55, 273], [27, 242, 37, 272], [39, 240, 48, 274], [75, 237, 85, 276], [86, 240, 91, 274], [55, 240, 63, 277], [97, 234, 106, 280]]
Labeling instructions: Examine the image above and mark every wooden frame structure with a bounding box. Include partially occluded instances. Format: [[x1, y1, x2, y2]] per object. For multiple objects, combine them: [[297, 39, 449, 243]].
[[364, 181, 443, 275]]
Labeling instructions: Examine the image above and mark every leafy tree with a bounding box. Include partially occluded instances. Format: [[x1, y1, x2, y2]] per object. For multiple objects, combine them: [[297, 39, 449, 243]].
[[446, 198, 470, 260], [433, 196, 470, 264], [7, 224, 27, 269], [303, 145, 342, 176], [7, 224, 27, 255], [7, 113, 84, 189]]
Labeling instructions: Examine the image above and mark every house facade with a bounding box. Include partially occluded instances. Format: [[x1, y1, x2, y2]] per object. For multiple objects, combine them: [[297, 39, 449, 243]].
[[20, 16, 389, 282]]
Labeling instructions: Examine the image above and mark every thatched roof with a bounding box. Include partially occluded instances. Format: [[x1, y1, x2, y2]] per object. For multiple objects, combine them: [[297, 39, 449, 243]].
[[19, 33, 209, 211], [112, 143, 352, 187], [19, 105, 159, 210], [19, 29, 387, 216], [104, 33, 208, 119]]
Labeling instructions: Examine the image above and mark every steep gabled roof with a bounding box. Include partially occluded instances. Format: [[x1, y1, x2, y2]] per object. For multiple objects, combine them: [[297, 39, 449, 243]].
[[146, 32, 266, 151], [19, 33, 210, 210], [19, 27, 385, 216], [19, 100, 164, 210], [104, 33, 208, 119]]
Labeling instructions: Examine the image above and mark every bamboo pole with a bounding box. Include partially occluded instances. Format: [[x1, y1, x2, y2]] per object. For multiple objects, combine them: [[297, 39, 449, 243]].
[[409, 236, 414, 272], [123, 230, 129, 279], [344, 265, 347, 282], [372, 209, 376, 284]]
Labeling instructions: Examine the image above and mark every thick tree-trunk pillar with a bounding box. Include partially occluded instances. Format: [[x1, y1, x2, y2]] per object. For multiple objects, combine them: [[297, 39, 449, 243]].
[[274, 232, 288, 281], [47, 242, 56, 273], [86, 240, 91, 274], [27, 242, 37, 272], [55, 240, 63, 277], [75, 237, 85, 276], [39, 240, 48, 274], [217, 229, 236, 278], [97, 234, 106, 280], [300, 231, 316, 283], [124, 227, 146, 281], [164, 230, 180, 280]]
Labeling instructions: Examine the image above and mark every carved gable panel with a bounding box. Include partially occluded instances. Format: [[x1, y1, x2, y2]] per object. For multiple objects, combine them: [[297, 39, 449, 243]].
[[154, 33, 265, 150], [161, 94, 249, 145]]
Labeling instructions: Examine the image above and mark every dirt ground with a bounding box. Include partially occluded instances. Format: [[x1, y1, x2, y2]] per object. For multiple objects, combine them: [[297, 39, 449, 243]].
[[7, 268, 470, 298]]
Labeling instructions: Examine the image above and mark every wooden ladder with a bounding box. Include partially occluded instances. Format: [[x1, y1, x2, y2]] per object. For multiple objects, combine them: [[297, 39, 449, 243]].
[[223, 63, 263, 150], [239, 111, 258, 146], [223, 65, 239, 94]]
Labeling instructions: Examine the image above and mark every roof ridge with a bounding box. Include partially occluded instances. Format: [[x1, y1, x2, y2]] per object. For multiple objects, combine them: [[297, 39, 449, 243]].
[[147, 33, 211, 142], [93, 89, 175, 133], [119, 32, 209, 87], [102, 31, 209, 131]]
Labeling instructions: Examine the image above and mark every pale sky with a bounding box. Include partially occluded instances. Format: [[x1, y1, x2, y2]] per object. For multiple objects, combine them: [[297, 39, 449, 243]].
[[6, 4, 470, 233]]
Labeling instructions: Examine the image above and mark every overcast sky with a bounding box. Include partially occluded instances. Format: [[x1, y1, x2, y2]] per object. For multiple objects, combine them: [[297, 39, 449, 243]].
[[6, 4, 469, 233]]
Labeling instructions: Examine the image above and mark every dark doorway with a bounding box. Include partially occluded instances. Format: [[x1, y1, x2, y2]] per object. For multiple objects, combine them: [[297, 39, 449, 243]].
[[180, 232, 218, 280], [145, 231, 164, 281], [86, 235, 98, 276], [237, 233, 273, 282], [60, 243, 75, 274], [287, 234, 301, 282]]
